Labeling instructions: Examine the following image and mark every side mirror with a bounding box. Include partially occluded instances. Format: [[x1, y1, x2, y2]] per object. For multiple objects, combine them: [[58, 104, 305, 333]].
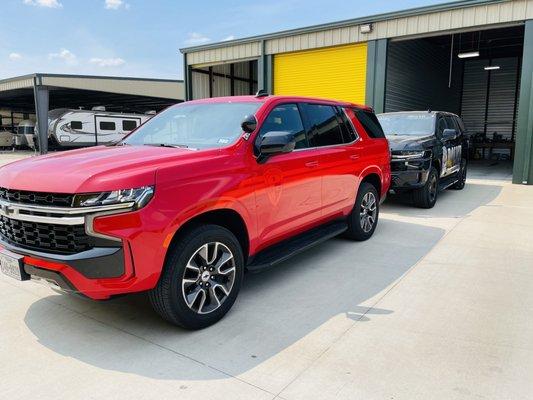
[[241, 115, 257, 134], [257, 131, 296, 162], [442, 128, 458, 141]]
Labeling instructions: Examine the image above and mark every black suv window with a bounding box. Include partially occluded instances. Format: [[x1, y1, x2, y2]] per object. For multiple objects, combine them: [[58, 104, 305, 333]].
[[455, 116, 466, 134], [437, 117, 447, 136], [304, 104, 344, 147], [444, 115, 457, 132], [354, 109, 385, 139], [259, 104, 307, 149]]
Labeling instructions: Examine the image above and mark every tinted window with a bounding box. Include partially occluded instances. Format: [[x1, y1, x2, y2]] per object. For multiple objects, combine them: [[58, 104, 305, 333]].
[[337, 107, 358, 142], [455, 116, 466, 133], [122, 120, 137, 131], [70, 121, 82, 130], [259, 104, 307, 149], [437, 117, 447, 136], [100, 121, 116, 131], [444, 115, 457, 131], [304, 104, 343, 147], [356, 110, 385, 138]]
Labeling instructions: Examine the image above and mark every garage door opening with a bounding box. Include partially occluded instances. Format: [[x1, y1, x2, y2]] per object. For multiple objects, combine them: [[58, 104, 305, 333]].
[[385, 25, 525, 180], [190, 60, 258, 100]]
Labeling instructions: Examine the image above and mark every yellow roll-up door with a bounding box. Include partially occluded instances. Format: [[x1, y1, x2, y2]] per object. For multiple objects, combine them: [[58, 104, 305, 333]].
[[274, 43, 367, 104]]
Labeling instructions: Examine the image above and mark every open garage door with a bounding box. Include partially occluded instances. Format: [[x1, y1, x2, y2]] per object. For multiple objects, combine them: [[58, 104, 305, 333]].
[[274, 43, 367, 104]]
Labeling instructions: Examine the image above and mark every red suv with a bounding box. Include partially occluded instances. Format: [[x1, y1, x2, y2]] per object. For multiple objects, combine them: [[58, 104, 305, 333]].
[[0, 95, 390, 329]]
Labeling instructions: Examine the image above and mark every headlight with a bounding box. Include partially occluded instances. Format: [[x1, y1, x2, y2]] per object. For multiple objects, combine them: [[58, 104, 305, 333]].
[[391, 150, 430, 160], [73, 186, 154, 209]]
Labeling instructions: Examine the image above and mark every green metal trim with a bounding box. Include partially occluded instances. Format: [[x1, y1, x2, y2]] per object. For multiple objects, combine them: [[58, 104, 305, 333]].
[[513, 19, 533, 184], [365, 39, 387, 113], [180, 0, 507, 53]]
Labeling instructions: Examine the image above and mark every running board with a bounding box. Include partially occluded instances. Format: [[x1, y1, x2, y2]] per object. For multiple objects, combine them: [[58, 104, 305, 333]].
[[246, 220, 348, 273], [439, 175, 459, 191]]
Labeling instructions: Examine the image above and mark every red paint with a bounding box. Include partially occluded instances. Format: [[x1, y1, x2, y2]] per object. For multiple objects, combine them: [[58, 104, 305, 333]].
[[0, 96, 390, 299]]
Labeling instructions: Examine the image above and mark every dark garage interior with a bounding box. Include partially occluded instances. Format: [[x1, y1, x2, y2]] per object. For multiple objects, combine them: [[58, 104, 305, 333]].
[[385, 25, 524, 177]]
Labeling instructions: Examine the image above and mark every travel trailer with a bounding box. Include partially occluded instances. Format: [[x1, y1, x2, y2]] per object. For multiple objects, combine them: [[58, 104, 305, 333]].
[[46, 107, 154, 148], [14, 120, 36, 149]]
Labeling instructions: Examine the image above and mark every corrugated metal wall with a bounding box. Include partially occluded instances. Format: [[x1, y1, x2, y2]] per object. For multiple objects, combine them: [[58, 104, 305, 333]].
[[461, 57, 520, 140], [461, 59, 489, 134], [186, 0, 533, 65], [385, 39, 462, 113]]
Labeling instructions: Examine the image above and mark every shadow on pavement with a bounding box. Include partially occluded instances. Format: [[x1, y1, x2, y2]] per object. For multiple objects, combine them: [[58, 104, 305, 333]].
[[383, 182, 502, 219], [24, 217, 444, 381]]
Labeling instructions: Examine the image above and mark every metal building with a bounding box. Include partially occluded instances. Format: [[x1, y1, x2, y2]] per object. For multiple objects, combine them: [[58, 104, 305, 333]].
[[180, 0, 533, 185], [0, 73, 184, 153]]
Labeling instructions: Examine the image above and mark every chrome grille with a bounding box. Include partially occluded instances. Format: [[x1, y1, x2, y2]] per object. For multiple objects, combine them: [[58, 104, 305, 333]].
[[0, 187, 74, 207]]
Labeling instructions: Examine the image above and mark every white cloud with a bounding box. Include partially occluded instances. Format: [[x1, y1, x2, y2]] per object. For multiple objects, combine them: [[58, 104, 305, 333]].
[[184, 32, 211, 46], [23, 0, 62, 8], [104, 0, 129, 10], [89, 57, 126, 67], [48, 48, 77, 65], [8, 53, 22, 60], [222, 35, 235, 41]]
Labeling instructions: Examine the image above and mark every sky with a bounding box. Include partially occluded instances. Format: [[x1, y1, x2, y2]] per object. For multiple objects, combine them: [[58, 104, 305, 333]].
[[0, 0, 455, 80]]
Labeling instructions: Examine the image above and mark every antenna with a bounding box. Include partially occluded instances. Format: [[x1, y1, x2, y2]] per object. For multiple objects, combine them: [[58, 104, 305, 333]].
[[255, 89, 269, 97]]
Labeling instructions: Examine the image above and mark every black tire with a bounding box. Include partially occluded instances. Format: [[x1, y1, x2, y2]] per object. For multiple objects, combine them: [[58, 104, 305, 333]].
[[345, 182, 379, 241], [413, 166, 439, 209], [149, 224, 244, 330], [451, 158, 467, 190]]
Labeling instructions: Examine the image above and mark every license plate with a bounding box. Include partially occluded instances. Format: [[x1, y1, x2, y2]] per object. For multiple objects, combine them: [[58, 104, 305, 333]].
[[0, 250, 29, 281]]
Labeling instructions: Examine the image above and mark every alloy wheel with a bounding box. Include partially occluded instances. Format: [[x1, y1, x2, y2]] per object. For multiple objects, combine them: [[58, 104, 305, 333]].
[[428, 174, 437, 202], [360, 192, 377, 233], [181, 242, 236, 314]]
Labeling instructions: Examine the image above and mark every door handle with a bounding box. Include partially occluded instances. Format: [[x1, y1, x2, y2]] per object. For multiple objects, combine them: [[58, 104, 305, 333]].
[[350, 155, 360, 160], [305, 161, 319, 168]]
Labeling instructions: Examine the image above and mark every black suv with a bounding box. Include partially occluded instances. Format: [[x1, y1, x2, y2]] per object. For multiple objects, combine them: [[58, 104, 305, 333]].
[[377, 111, 468, 208]]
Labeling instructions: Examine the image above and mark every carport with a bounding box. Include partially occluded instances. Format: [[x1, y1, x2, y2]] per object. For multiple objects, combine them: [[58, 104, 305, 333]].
[[0, 73, 184, 153]]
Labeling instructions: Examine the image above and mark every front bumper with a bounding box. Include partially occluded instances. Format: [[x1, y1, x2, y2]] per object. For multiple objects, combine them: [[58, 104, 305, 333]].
[[389, 157, 432, 191]]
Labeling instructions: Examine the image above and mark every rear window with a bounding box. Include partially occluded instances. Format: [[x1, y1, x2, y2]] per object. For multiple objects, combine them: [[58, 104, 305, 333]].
[[355, 110, 385, 139], [303, 104, 344, 147]]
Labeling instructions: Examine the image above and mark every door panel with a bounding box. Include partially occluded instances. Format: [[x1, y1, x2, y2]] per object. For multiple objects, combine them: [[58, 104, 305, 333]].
[[442, 115, 462, 176]]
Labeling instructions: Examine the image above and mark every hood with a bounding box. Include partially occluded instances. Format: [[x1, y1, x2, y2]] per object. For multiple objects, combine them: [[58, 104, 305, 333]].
[[387, 135, 437, 152], [0, 145, 209, 193]]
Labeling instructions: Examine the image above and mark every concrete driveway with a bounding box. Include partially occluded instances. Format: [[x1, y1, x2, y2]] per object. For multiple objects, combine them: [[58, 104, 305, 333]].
[[1, 162, 532, 399]]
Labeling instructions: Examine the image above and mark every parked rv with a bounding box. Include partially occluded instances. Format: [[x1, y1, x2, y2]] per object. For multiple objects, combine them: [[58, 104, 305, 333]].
[[14, 120, 36, 149], [46, 107, 154, 149]]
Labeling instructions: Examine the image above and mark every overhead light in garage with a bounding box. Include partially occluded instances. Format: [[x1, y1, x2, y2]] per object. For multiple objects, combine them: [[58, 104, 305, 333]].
[[484, 65, 501, 70], [360, 24, 373, 34], [458, 51, 480, 58]]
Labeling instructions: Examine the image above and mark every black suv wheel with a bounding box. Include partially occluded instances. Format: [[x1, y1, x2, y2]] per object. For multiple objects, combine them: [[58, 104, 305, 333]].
[[149, 225, 244, 329], [413, 166, 439, 209], [345, 182, 379, 241]]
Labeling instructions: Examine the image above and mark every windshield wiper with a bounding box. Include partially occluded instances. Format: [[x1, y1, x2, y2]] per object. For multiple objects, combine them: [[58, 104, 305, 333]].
[[143, 143, 189, 148]]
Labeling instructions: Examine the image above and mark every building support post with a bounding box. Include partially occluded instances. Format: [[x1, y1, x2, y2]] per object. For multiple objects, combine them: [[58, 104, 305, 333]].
[[365, 39, 388, 113], [513, 20, 533, 184], [257, 40, 273, 94], [33, 76, 49, 155], [183, 53, 192, 100]]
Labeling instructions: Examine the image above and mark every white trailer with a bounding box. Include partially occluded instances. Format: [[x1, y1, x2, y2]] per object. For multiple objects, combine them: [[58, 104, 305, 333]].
[[46, 107, 154, 148]]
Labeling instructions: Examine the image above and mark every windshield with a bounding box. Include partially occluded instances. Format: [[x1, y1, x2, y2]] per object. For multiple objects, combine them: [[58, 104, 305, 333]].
[[123, 102, 262, 149], [377, 113, 435, 137], [16, 126, 34, 135]]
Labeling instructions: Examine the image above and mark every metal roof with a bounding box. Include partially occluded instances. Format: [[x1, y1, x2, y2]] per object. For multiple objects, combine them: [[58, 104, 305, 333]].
[[0, 73, 184, 100], [180, 0, 507, 53]]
